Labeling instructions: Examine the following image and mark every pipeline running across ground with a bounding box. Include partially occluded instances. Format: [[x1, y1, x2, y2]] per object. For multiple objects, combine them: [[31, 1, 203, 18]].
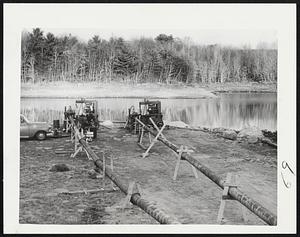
[[135, 118, 277, 226], [68, 116, 181, 224]]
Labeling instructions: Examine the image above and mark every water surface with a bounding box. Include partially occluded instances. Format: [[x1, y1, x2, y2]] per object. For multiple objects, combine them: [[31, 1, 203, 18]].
[[20, 93, 277, 131]]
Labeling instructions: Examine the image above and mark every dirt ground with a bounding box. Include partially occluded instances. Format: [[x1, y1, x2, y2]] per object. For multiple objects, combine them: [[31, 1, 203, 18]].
[[19, 126, 277, 225]]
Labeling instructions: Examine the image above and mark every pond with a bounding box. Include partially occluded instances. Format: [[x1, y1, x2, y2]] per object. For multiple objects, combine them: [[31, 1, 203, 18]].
[[20, 93, 277, 131]]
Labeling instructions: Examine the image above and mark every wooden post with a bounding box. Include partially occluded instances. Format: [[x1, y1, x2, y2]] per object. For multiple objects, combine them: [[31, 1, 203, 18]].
[[84, 149, 92, 160], [137, 127, 147, 150], [115, 181, 142, 209], [138, 127, 144, 144], [70, 130, 83, 158], [148, 132, 152, 143], [173, 147, 183, 181], [124, 114, 129, 129], [118, 181, 136, 209], [102, 152, 106, 190], [70, 120, 74, 142], [217, 173, 248, 224], [134, 120, 138, 134], [110, 157, 116, 190], [217, 173, 234, 224], [191, 166, 199, 179], [173, 145, 197, 180], [74, 130, 78, 150]]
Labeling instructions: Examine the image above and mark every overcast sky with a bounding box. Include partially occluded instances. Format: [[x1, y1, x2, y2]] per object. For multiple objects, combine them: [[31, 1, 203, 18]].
[[20, 4, 280, 49], [29, 28, 277, 49]]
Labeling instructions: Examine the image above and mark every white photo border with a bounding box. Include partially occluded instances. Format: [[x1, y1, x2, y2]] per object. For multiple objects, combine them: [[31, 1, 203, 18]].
[[4, 3, 296, 234]]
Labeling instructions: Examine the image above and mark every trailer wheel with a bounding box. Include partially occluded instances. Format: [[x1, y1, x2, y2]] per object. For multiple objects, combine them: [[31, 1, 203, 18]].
[[35, 131, 47, 141]]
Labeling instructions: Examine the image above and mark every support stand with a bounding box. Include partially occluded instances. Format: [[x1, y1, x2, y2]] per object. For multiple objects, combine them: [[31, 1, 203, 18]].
[[173, 145, 198, 180], [70, 128, 75, 142], [137, 126, 147, 150], [65, 117, 73, 133], [139, 118, 167, 158], [108, 181, 142, 210], [95, 154, 117, 191], [149, 118, 166, 140], [217, 173, 248, 224], [70, 129, 92, 160], [124, 118, 129, 129], [134, 120, 138, 134]]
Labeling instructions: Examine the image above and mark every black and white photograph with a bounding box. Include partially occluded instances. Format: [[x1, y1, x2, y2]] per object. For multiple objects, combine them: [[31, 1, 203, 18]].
[[3, 3, 296, 234]]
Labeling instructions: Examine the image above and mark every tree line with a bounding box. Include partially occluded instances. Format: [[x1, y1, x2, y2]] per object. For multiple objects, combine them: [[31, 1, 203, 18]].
[[21, 28, 277, 84]]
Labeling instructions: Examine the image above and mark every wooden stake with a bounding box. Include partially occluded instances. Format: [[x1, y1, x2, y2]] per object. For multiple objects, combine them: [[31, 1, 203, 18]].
[[110, 157, 116, 190], [102, 152, 106, 190], [241, 205, 249, 223], [173, 147, 183, 180], [121, 181, 135, 209], [148, 132, 152, 143], [191, 165, 199, 179], [138, 127, 144, 144], [173, 145, 196, 180], [114, 181, 138, 209], [217, 173, 239, 224], [124, 117, 129, 129]]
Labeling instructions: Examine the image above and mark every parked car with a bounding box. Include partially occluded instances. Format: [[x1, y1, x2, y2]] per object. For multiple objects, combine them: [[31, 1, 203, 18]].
[[20, 114, 52, 140]]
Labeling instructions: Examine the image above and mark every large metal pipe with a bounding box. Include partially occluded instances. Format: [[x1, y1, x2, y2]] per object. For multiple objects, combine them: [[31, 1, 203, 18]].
[[80, 140, 180, 224], [68, 116, 180, 224], [135, 118, 277, 226]]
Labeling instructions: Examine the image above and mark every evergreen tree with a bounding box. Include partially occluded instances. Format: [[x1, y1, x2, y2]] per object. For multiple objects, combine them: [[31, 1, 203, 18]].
[[21, 29, 278, 84]]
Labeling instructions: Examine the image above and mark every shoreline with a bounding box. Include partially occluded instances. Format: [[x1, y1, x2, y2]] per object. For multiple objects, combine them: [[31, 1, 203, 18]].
[[21, 82, 277, 99], [169, 125, 277, 144], [21, 96, 216, 99], [203, 82, 277, 94]]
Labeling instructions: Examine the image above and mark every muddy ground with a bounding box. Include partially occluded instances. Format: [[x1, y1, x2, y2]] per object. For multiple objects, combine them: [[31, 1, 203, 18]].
[[20, 127, 277, 225]]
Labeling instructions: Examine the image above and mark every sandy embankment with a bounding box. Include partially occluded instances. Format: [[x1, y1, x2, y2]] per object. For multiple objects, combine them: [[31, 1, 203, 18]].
[[21, 82, 217, 99], [21, 81, 277, 99]]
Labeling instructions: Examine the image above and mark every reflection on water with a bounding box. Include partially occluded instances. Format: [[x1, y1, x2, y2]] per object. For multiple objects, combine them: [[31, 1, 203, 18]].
[[20, 93, 277, 131]]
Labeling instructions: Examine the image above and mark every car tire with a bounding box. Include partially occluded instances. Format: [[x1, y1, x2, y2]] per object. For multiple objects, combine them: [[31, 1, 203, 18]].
[[35, 131, 47, 141]]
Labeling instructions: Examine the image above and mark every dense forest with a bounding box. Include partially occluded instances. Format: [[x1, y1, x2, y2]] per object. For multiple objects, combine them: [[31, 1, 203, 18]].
[[21, 28, 277, 84]]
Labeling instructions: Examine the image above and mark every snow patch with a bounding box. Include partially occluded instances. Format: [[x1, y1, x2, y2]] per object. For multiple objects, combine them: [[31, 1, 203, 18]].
[[101, 120, 114, 127], [165, 120, 190, 128]]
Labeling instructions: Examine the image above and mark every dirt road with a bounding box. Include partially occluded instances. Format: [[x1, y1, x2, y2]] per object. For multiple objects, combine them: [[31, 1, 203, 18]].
[[20, 127, 277, 225]]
